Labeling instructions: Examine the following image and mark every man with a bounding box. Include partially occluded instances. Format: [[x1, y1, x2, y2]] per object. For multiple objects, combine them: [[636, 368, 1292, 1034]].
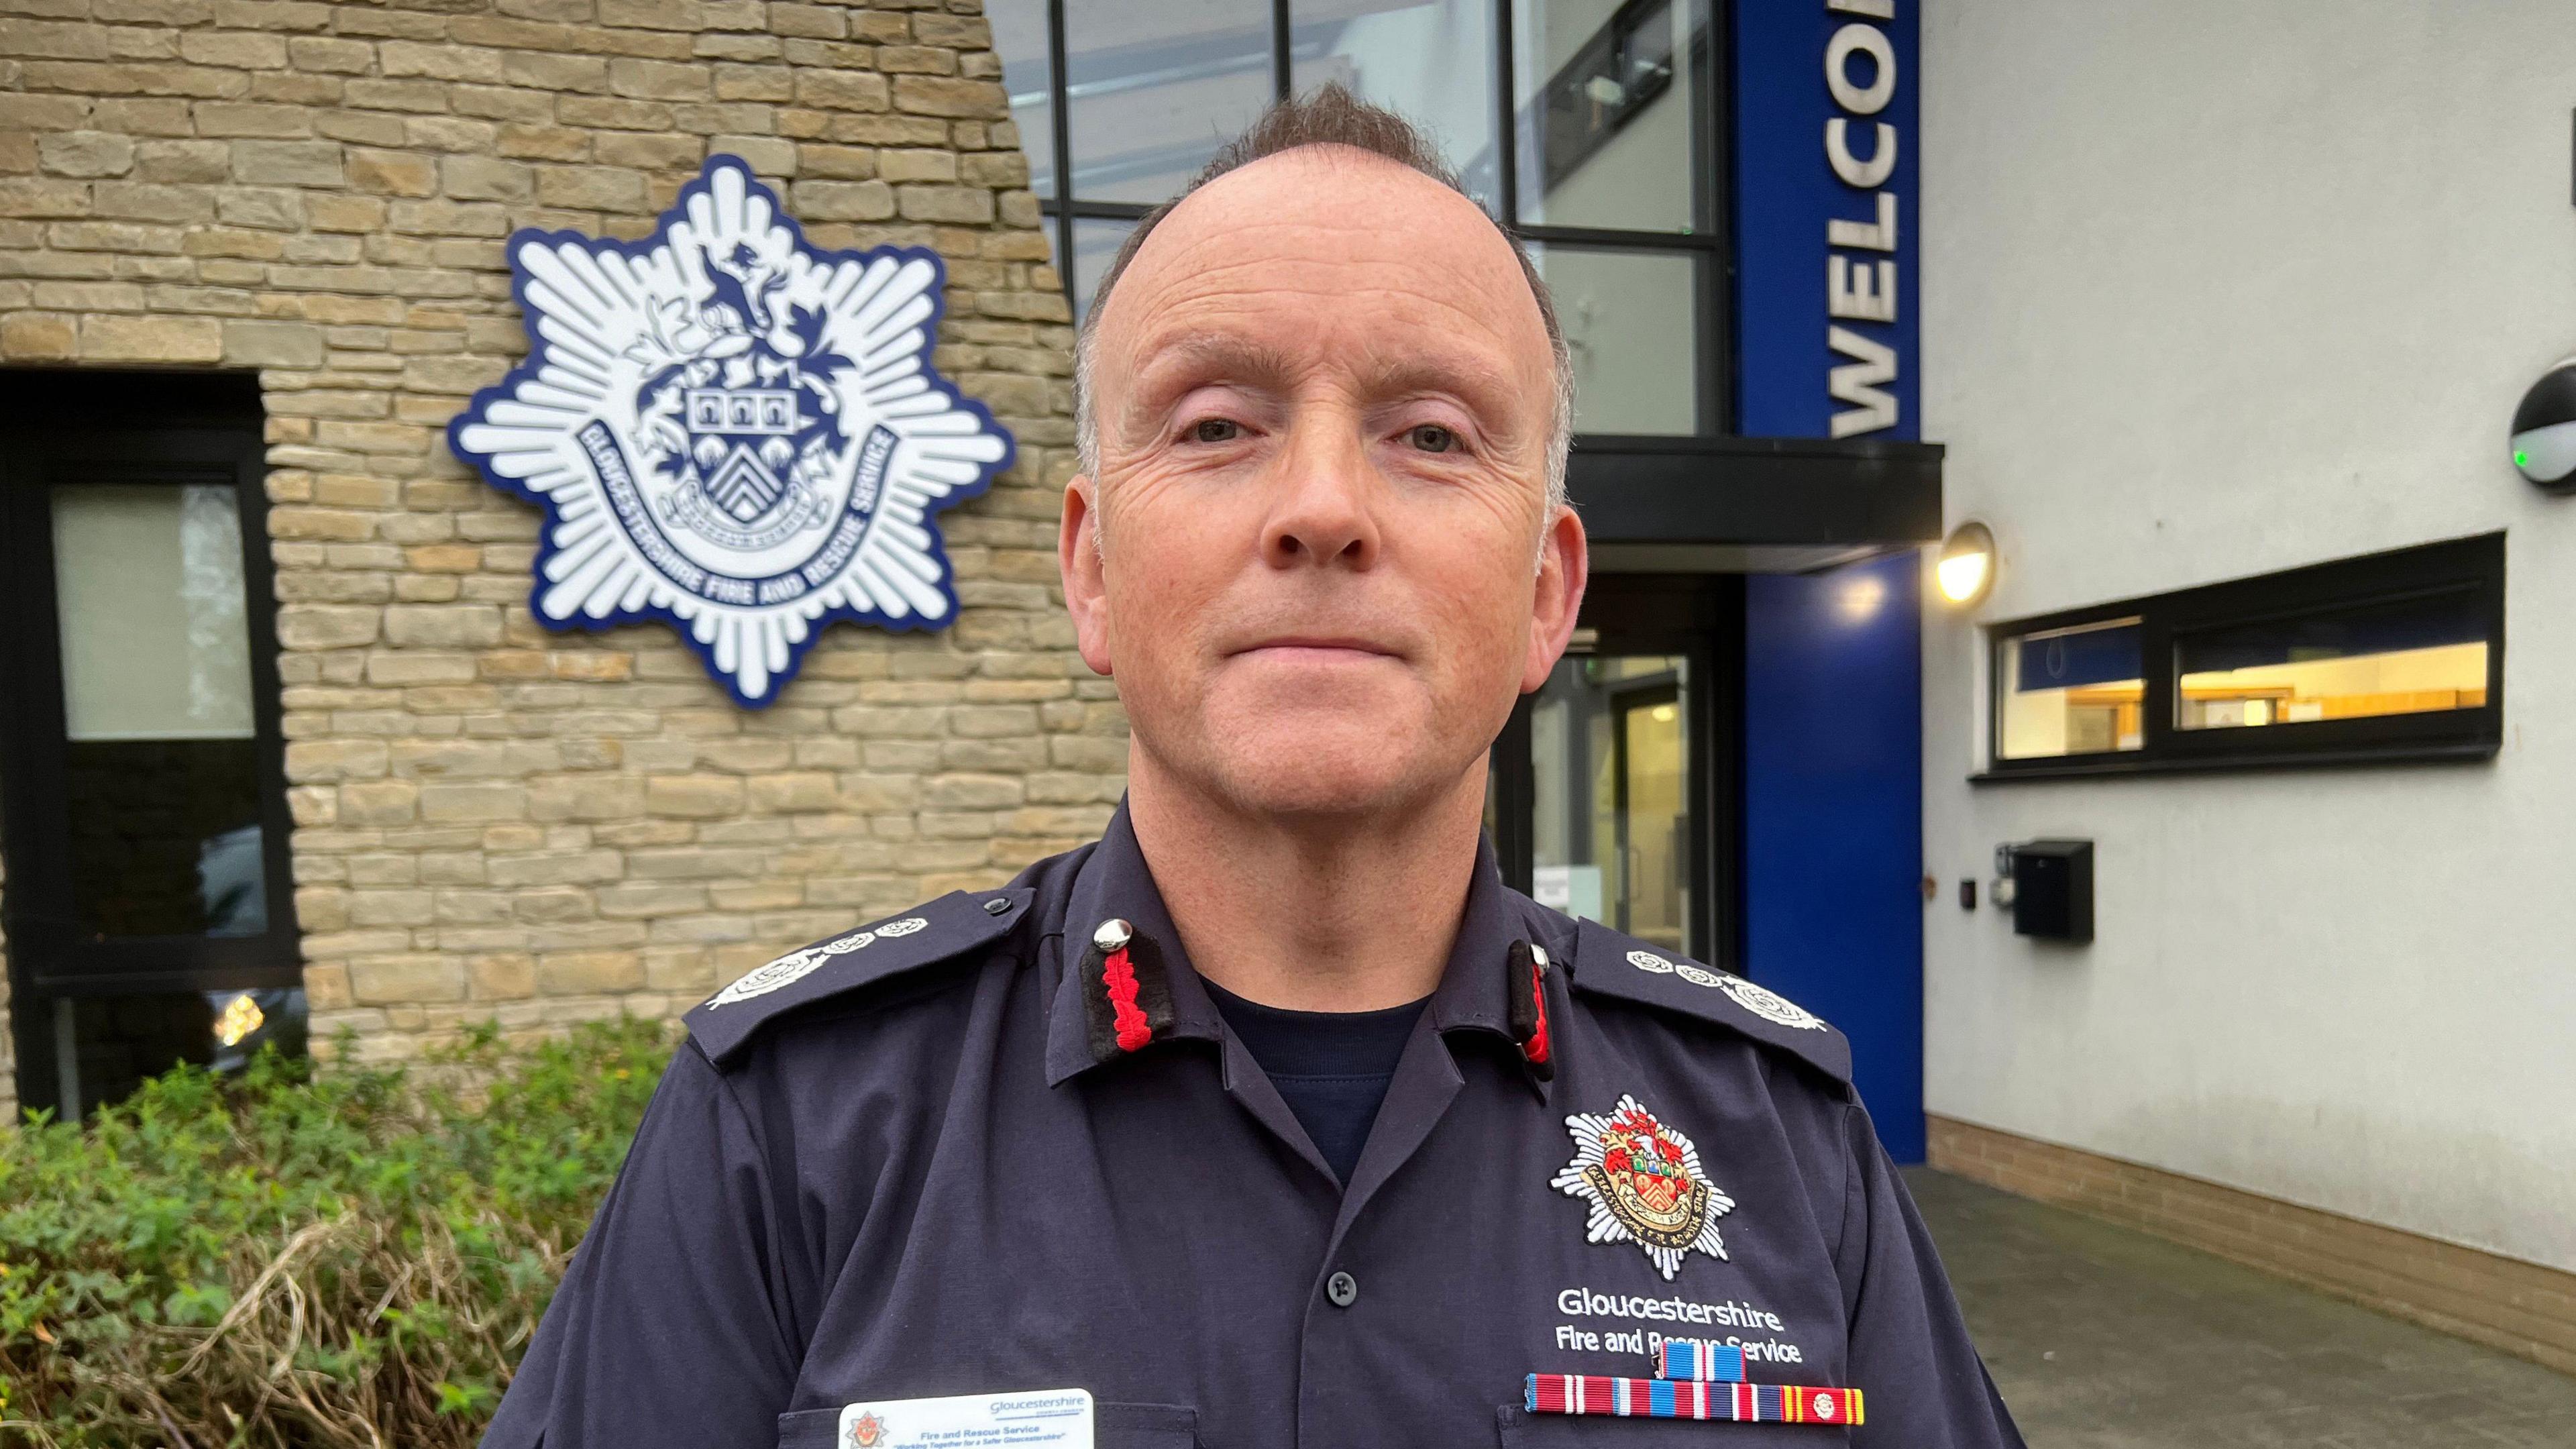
[[485, 87, 2023, 1449]]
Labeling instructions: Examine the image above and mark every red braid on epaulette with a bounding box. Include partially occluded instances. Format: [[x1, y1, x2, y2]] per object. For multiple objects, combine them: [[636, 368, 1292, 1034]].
[[1525, 957, 1552, 1070], [1079, 919, 1174, 1065], [1101, 944, 1151, 1051], [1506, 938, 1555, 1080]]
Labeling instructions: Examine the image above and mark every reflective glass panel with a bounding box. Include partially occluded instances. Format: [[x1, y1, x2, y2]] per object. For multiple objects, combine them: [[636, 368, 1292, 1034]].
[[2176, 590, 2490, 731], [986, 0, 1055, 200], [1513, 0, 1709, 231], [1529, 653, 1692, 955], [1070, 215, 1140, 325], [1996, 618, 2145, 760], [1065, 1, 1275, 204], [1525, 244, 1699, 435], [54, 987, 308, 1118], [52, 483, 266, 938], [1291, 0, 1500, 211]]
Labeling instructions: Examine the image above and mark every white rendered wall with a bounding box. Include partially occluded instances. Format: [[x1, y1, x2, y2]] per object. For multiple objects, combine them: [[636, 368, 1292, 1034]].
[[1920, 0, 2576, 1272]]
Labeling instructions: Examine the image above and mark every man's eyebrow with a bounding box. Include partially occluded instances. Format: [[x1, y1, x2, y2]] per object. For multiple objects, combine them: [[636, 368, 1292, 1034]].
[[1127, 332, 1301, 389], [1128, 331, 1524, 413], [1354, 352, 1520, 412]]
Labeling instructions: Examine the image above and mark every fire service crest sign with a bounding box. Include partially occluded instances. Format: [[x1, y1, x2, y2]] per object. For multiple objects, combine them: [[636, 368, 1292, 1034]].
[[448, 156, 1014, 705]]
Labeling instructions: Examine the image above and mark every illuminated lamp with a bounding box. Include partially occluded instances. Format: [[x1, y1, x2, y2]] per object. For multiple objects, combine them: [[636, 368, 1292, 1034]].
[[1935, 521, 1996, 607]]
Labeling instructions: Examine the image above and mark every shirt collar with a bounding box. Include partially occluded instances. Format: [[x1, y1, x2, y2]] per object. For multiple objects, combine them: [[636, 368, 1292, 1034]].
[[1043, 801, 1548, 1093], [1044, 801, 1222, 1085]]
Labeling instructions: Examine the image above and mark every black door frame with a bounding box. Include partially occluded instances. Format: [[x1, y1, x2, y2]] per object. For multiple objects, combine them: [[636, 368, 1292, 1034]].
[[1491, 572, 1745, 969], [0, 372, 297, 1117]]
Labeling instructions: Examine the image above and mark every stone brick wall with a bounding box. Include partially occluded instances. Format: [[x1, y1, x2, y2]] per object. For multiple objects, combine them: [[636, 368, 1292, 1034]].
[[0, 0, 1114, 1068]]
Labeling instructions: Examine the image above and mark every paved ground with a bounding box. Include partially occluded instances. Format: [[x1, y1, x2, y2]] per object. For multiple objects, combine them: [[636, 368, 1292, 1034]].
[[1907, 1169, 2576, 1448]]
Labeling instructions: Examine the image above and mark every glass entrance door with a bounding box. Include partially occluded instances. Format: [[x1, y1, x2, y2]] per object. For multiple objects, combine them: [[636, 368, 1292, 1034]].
[[1490, 576, 1739, 965], [1527, 655, 1691, 952]]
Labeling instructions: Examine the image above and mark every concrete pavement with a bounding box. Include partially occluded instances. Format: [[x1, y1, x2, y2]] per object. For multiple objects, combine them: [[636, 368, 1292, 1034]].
[[1909, 1169, 2576, 1448]]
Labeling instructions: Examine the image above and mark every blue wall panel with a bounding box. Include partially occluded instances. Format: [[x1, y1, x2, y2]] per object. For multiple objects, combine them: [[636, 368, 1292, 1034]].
[[1734, 0, 1919, 439], [1733, 1, 1925, 1159], [1741, 557, 1924, 1161]]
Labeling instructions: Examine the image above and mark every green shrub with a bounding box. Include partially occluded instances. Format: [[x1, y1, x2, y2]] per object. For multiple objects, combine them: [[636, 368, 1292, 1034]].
[[0, 1018, 673, 1448]]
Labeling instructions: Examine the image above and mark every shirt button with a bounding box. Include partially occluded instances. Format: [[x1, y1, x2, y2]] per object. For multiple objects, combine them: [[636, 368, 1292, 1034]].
[[1326, 1271, 1358, 1308]]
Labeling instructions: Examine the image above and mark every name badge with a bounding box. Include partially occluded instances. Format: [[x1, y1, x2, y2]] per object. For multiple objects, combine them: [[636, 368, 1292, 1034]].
[[837, 1388, 1094, 1448]]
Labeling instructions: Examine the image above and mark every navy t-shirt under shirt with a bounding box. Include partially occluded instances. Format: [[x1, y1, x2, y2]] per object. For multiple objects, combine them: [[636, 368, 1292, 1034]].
[[1203, 979, 1431, 1185]]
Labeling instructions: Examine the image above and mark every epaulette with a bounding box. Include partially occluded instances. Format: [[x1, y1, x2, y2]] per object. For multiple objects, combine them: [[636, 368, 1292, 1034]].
[[1561, 916, 1852, 1085], [686, 889, 1033, 1067]]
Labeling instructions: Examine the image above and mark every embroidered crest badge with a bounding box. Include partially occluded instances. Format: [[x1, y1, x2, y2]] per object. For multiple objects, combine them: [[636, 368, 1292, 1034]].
[[1714, 973, 1829, 1031], [1552, 1095, 1735, 1280], [447, 156, 1014, 706], [1628, 948, 1830, 1032], [704, 927, 876, 1008]]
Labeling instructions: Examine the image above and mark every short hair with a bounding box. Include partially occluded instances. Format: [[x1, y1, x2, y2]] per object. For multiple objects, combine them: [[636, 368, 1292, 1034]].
[[1071, 83, 1576, 508]]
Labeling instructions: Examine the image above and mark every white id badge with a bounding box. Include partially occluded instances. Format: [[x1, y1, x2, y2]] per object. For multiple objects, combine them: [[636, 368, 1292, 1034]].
[[836, 1388, 1094, 1448]]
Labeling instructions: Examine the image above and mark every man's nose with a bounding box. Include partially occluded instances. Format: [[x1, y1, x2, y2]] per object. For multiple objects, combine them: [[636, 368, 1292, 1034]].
[[1260, 413, 1381, 570]]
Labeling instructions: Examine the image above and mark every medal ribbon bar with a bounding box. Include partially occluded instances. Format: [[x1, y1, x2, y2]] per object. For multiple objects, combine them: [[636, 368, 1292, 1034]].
[[1525, 1375, 1863, 1426]]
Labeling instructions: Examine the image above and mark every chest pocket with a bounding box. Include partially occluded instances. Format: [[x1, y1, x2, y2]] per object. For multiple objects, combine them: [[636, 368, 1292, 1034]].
[[1497, 1406, 1851, 1446], [777, 1403, 1198, 1448]]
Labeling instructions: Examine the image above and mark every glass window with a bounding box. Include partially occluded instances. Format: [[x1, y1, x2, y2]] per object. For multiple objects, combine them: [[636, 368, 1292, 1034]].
[[1996, 618, 2144, 761], [1529, 652, 1693, 955], [986, 0, 1056, 201], [1065, 1, 1275, 204], [1982, 534, 2504, 777], [1069, 215, 1140, 325], [51, 483, 268, 938], [1013, 0, 1725, 422], [1527, 243, 1699, 435], [1513, 0, 1710, 231], [2176, 590, 2490, 731], [1291, 0, 1500, 211]]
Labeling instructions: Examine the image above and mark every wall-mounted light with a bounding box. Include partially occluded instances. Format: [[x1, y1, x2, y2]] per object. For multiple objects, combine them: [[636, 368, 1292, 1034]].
[[1935, 521, 1996, 606], [2512, 357, 2576, 491]]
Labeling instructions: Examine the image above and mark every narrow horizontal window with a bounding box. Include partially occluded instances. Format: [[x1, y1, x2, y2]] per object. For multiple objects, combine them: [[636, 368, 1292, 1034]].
[[2174, 588, 2489, 732], [1996, 617, 2142, 760], [1978, 533, 2504, 781]]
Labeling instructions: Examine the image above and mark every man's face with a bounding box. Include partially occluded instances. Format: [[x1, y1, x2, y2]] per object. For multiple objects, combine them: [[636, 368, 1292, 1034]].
[[1062, 146, 1587, 820]]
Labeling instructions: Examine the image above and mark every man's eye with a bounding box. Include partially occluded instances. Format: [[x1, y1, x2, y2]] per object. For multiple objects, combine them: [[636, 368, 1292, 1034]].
[[1407, 423, 1457, 453], [1188, 419, 1240, 443]]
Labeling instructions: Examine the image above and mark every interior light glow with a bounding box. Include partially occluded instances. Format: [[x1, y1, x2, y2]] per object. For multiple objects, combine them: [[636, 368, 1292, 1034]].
[[1936, 521, 1998, 607]]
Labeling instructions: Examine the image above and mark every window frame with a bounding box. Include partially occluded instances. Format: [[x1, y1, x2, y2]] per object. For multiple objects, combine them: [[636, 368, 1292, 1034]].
[[0, 374, 303, 997], [1021, 0, 1735, 437], [1976, 533, 2506, 782]]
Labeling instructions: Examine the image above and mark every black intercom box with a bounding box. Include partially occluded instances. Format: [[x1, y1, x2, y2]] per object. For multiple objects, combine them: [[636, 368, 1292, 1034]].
[[2010, 839, 2094, 944]]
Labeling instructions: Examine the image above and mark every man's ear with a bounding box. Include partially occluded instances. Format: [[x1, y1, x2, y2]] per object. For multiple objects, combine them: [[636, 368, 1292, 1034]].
[[1522, 504, 1589, 694], [1060, 474, 1115, 678]]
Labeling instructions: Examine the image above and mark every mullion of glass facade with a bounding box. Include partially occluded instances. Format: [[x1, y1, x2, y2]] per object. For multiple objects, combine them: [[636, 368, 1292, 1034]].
[[1008, 0, 1725, 435]]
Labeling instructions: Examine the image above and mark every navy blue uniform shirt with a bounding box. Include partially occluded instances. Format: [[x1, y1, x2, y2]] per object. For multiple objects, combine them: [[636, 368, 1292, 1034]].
[[1203, 979, 1429, 1184], [484, 804, 2023, 1448]]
